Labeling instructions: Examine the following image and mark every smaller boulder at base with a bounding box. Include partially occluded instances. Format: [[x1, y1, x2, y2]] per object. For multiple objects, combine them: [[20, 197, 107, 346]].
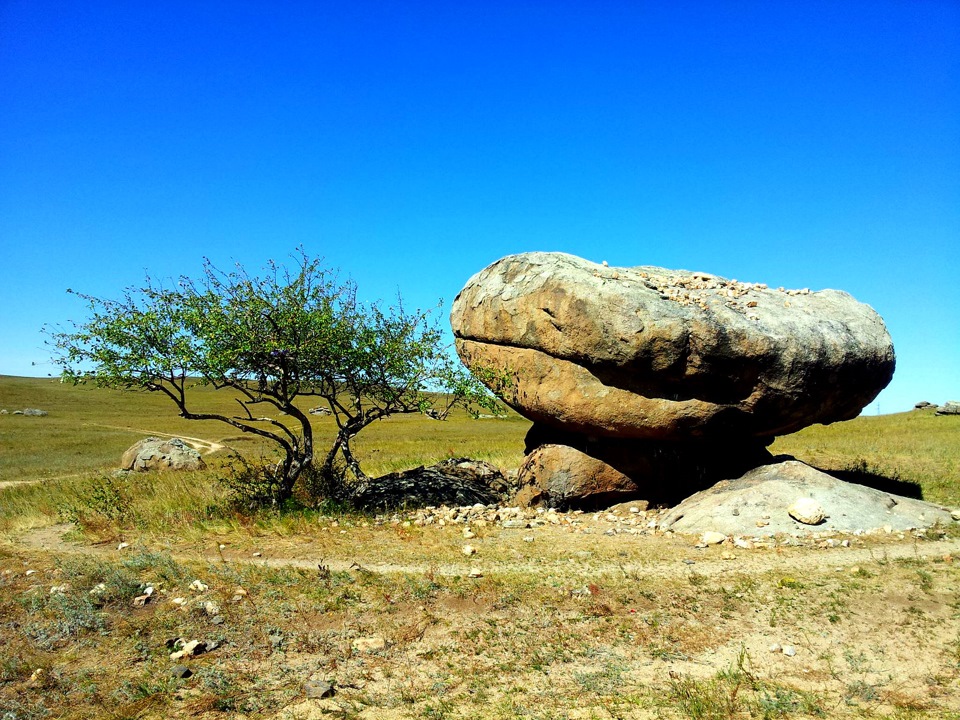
[[516, 444, 640, 510], [121, 437, 206, 472]]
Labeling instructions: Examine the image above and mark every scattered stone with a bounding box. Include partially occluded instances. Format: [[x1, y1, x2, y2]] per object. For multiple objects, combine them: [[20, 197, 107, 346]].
[[269, 633, 285, 649], [189, 580, 208, 592], [202, 600, 221, 616], [28, 669, 45, 687], [120, 437, 206, 472], [211, 615, 225, 625], [462, 545, 477, 556], [304, 677, 335, 699], [501, 519, 530, 529], [951, 510, 960, 522], [700, 531, 727, 546], [468, 568, 484, 578], [19, 408, 48, 416], [170, 664, 192, 679], [769, 643, 782, 653], [117, 542, 129, 551], [914, 401, 937, 410], [308, 406, 332, 416], [352, 636, 387, 653], [788, 497, 827, 525], [169, 640, 206, 661], [49, 584, 69, 595], [783, 645, 797, 657]]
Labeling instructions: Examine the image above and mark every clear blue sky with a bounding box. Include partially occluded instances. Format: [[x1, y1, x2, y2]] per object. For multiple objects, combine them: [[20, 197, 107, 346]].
[[1, 1, 957, 414]]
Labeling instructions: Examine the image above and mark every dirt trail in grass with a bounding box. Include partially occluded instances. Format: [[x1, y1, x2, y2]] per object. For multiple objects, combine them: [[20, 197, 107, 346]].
[[86, 424, 226, 454], [12, 522, 960, 583]]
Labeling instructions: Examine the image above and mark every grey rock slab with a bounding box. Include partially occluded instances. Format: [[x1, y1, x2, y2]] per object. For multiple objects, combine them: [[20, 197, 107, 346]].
[[661, 460, 952, 536], [120, 437, 205, 472]]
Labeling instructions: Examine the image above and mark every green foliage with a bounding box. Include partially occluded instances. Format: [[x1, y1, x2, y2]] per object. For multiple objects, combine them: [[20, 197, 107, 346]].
[[57, 473, 135, 529], [47, 249, 499, 504]]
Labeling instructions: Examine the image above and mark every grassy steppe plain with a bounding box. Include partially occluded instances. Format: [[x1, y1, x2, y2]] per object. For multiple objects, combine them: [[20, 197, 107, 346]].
[[1, 375, 959, 720]]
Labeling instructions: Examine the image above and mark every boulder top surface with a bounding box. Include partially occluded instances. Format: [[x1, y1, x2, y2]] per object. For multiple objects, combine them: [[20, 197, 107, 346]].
[[452, 252, 895, 440]]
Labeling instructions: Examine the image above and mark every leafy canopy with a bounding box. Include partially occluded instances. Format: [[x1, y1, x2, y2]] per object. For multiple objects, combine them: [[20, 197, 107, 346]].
[[49, 250, 498, 501]]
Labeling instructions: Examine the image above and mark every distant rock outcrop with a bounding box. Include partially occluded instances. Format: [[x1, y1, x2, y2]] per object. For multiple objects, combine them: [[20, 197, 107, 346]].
[[452, 252, 896, 508], [937, 401, 960, 416], [121, 437, 206, 472]]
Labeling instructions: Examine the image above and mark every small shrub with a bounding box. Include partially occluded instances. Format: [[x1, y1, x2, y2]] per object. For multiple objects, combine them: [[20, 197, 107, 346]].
[[218, 454, 287, 510], [57, 473, 134, 528], [22, 593, 106, 650]]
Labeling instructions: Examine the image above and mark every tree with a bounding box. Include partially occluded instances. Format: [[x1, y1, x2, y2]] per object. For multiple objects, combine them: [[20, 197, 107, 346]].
[[48, 251, 498, 503]]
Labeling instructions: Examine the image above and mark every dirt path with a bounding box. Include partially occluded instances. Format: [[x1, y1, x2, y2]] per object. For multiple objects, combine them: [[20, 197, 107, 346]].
[[12, 521, 960, 582], [85, 424, 226, 454]]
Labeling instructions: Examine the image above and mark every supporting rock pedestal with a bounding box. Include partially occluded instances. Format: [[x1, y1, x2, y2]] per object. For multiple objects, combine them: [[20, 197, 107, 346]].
[[517, 423, 774, 509]]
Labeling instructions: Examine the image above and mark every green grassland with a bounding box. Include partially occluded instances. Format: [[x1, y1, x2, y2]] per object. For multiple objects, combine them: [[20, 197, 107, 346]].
[[2, 374, 957, 504], [0, 375, 530, 483]]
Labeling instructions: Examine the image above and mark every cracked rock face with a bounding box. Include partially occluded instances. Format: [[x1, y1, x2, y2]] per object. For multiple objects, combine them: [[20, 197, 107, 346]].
[[451, 252, 895, 441]]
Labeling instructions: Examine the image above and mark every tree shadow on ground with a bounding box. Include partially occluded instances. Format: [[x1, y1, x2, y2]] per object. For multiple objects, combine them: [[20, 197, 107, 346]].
[[820, 466, 924, 500]]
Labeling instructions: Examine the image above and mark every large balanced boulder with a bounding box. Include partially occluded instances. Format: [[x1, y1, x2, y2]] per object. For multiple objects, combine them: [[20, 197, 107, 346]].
[[452, 252, 895, 440], [121, 437, 206, 472], [452, 252, 895, 508]]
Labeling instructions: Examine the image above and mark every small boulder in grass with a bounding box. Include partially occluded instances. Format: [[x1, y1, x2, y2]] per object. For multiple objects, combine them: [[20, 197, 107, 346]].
[[170, 664, 192, 679], [304, 676, 335, 699], [788, 497, 826, 525], [700, 531, 727, 545]]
